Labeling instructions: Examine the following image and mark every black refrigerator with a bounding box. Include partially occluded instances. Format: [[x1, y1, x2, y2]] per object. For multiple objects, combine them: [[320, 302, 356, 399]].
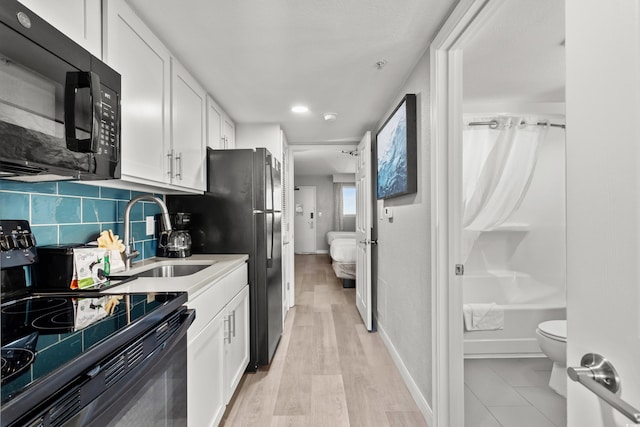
[[167, 147, 282, 369]]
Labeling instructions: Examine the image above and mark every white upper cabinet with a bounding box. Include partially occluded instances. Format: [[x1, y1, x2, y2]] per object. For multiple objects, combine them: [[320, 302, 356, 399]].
[[18, 0, 102, 57], [103, 0, 206, 192], [207, 95, 235, 150], [223, 115, 236, 149], [206, 96, 224, 150], [103, 0, 171, 186], [170, 58, 205, 191]]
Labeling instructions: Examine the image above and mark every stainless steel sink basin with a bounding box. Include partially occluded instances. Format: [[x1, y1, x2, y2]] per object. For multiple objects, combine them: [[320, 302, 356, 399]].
[[135, 264, 210, 278]]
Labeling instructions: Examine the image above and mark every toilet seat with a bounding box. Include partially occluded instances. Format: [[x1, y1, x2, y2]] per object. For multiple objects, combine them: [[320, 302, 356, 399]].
[[537, 320, 567, 342]]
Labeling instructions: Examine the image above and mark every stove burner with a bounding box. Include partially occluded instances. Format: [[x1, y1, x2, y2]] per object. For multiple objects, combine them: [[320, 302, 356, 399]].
[[1, 348, 35, 384], [32, 307, 75, 330], [2, 298, 68, 315]]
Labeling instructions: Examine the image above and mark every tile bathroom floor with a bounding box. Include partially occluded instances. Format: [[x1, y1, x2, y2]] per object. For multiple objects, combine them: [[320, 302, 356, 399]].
[[465, 358, 567, 427]]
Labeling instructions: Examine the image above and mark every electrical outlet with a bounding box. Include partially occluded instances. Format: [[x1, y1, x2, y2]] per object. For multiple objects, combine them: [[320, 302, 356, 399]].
[[145, 216, 155, 236]]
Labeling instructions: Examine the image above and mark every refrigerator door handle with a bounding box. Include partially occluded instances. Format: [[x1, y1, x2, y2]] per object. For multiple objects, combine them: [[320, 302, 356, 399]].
[[266, 211, 274, 268]]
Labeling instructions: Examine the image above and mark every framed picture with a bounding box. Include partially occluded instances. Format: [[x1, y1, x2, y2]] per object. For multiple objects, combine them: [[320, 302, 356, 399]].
[[375, 94, 417, 199]]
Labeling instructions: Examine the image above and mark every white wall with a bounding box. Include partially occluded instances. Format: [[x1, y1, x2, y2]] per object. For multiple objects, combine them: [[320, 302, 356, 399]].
[[235, 123, 282, 160], [375, 50, 433, 407]]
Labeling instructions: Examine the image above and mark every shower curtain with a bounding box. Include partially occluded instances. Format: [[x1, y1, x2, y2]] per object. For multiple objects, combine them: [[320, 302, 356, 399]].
[[462, 116, 549, 260]]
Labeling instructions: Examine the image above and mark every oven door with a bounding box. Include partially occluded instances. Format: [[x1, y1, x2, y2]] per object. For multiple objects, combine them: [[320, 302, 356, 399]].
[[13, 308, 195, 427], [0, 2, 120, 181], [64, 309, 194, 427]]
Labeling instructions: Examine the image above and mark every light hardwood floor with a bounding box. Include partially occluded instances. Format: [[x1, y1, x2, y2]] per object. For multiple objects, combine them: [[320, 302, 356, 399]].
[[221, 254, 428, 427]]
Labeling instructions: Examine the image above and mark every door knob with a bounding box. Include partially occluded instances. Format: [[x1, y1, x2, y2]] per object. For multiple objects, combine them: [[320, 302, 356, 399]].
[[568, 353, 640, 423]]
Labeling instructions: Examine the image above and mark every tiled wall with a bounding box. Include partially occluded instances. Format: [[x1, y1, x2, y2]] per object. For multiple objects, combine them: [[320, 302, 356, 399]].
[[0, 180, 164, 260]]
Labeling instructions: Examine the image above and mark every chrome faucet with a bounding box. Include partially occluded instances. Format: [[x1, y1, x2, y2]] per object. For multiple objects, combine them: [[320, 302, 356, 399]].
[[123, 194, 172, 269]]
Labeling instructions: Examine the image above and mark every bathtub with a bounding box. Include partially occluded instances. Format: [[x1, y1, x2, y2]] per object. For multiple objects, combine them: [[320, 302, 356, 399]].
[[463, 271, 566, 358]]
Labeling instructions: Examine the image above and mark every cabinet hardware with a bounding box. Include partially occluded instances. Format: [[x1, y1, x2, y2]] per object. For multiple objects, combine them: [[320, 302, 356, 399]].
[[175, 152, 182, 179], [231, 310, 236, 338], [167, 151, 173, 178], [224, 315, 231, 344]]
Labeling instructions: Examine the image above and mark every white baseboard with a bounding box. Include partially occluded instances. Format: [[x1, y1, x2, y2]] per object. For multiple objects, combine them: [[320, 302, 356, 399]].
[[377, 322, 434, 426], [316, 250, 328, 254]]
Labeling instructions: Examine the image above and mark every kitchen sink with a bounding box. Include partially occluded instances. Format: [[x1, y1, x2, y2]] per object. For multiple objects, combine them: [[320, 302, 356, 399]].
[[135, 264, 211, 278]]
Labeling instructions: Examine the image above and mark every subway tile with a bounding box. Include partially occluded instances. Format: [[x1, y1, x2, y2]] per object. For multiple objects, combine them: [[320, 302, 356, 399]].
[[143, 239, 158, 259], [58, 182, 100, 198], [0, 180, 56, 194], [82, 198, 118, 223], [131, 222, 147, 242], [0, 192, 30, 220], [59, 224, 100, 244], [32, 195, 81, 224], [100, 222, 124, 239], [117, 201, 143, 221], [100, 187, 131, 200], [31, 225, 58, 246], [143, 201, 162, 217], [35, 333, 61, 352], [32, 333, 82, 379]]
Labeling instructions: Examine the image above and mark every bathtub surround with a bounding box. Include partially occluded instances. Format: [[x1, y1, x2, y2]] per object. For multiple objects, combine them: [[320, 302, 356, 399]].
[[0, 180, 163, 260], [462, 120, 566, 358]]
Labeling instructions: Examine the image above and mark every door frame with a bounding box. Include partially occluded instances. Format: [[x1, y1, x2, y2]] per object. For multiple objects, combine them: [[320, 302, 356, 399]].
[[293, 185, 317, 254], [430, 1, 507, 426]]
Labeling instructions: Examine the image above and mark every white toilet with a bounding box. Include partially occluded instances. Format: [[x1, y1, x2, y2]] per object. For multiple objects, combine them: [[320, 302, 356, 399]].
[[535, 320, 567, 397]]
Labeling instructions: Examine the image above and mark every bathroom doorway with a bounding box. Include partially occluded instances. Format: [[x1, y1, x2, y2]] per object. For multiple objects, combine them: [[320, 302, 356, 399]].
[[431, 0, 566, 425]]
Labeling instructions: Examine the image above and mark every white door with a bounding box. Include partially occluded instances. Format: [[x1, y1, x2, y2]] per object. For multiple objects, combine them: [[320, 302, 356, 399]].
[[294, 186, 316, 254], [566, 2, 640, 426], [355, 132, 373, 331]]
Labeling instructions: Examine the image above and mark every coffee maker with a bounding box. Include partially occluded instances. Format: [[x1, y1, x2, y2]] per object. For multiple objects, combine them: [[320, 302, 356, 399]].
[[156, 213, 192, 258]]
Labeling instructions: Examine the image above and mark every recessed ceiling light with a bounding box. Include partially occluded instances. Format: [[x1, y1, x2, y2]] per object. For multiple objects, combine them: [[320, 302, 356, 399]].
[[323, 112, 337, 121], [291, 105, 309, 113]]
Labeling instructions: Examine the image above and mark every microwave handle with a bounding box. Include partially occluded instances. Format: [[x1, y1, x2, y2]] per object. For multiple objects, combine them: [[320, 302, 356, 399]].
[[64, 71, 101, 153]]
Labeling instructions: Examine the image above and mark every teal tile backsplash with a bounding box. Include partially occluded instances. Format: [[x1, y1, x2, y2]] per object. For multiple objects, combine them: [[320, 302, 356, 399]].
[[0, 180, 163, 260]]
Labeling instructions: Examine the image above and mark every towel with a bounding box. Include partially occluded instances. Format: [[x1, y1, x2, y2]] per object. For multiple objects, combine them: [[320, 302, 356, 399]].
[[463, 303, 504, 331]]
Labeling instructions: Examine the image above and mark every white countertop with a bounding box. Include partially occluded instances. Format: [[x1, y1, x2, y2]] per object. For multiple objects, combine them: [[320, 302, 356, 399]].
[[100, 254, 248, 297]]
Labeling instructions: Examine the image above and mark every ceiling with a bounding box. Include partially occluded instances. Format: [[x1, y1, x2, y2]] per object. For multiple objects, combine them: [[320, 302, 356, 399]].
[[463, 0, 565, 104], [293, 147, 357, 176], [125, 0, 456, 145]]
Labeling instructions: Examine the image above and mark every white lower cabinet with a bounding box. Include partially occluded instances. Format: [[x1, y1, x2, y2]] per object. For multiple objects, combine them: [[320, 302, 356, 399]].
[[223, 286, 250, 403], [187, 264, 249, 427], [188, 309, 226, 427]]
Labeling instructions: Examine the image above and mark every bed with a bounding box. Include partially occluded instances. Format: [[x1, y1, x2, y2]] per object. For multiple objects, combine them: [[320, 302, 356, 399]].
[[327, 231, 356, 287]]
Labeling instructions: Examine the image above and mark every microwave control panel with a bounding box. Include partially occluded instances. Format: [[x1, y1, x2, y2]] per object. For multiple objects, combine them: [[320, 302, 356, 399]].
[[99, 85, 119, 162]]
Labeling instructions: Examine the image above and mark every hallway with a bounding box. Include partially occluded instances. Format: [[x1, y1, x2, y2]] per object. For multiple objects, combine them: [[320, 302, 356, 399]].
[[221, 254, 427, 426]]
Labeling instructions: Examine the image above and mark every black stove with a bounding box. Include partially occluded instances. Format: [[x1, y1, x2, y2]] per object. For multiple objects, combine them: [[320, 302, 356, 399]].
[[0, 220, 192, 427], [0, 291, 186, 405]]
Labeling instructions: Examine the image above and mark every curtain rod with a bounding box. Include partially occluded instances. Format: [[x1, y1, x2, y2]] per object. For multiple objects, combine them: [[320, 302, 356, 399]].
[[467, 120, 566, 129]]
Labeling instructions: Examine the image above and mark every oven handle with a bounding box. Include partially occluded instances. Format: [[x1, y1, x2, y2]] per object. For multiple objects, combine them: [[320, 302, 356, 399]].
[[64, 71, 102, 154]]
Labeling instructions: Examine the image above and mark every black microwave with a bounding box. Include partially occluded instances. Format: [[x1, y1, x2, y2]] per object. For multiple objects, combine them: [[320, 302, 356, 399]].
[[0, 1, 121, 182]]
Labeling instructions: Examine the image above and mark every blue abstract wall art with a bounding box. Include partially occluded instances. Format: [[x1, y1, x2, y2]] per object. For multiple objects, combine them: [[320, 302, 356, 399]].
[[376, 94, 417, 199]]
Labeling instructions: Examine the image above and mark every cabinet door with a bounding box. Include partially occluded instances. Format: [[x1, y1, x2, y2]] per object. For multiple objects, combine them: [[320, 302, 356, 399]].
[[19, 0, 102, 57], [103, 0, 170, 184], [171, 58, 205, 190], [223, 115, 235, 149], [207, 96, 224, 150], [188, 309, 226, 427], [224, 285, 250, 403]]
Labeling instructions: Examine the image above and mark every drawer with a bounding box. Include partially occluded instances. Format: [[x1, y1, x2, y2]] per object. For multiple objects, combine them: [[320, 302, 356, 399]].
[[188, 263, 248, 339]]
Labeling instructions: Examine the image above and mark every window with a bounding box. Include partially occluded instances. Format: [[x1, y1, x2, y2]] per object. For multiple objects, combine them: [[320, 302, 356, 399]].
[[342, 186, 356, 216]]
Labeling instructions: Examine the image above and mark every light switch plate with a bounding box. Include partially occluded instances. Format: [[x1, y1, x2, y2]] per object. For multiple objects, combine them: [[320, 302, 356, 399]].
[[145, 216, 155, 235]]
